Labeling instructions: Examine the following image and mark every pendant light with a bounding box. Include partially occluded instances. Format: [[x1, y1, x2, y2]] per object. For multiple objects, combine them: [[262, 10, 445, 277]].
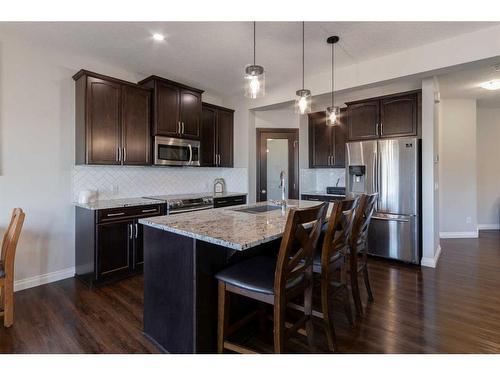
[[244, 22, 265, 99], [326, 36, 340, 126], [295, 22, 311, 114]]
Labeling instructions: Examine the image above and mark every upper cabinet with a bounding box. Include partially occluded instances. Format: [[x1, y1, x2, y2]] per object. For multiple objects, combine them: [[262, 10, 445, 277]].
[[346, 91, 420, 142], [308, 108, 346, 168], [138, 76, 203, 140], [201, 103, 234, 168], [73, 70, 151, 166]]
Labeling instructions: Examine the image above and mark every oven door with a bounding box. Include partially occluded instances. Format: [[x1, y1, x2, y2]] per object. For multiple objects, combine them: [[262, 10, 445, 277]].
[[154, 136, 200, 166]]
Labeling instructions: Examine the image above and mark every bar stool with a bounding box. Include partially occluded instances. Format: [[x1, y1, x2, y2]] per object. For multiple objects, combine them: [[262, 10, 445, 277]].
[[349, 193, 377, 316], [215, 203, 328, 354]]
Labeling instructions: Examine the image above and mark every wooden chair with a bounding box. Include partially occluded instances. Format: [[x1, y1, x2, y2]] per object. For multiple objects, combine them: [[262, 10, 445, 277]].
[[349, 194, 377, 316], [0, 208, 26, 327], [215, 203, 328, 353]]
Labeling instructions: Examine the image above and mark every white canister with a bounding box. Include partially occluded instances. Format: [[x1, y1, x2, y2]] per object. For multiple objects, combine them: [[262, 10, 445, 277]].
[[78, 190, 97, 205]]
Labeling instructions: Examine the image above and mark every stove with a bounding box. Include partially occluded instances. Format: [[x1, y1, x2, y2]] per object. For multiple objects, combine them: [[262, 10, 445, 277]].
[[143, 193, 214, 215]]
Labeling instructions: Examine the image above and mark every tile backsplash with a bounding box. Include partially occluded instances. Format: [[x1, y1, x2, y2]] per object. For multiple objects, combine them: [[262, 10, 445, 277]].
[[72, 165, 248, 201], [300, 168, 345, 193]]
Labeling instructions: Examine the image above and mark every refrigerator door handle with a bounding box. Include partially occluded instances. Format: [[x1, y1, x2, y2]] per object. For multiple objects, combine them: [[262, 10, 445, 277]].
[[372, 216, 410, 223]]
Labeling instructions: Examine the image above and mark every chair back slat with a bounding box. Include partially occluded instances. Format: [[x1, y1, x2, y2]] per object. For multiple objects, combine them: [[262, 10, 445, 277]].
[[351, 194, 377, 251], [275, 203, 327, 293], [321, 199, 357, 272], [1, 208, 25, 280]]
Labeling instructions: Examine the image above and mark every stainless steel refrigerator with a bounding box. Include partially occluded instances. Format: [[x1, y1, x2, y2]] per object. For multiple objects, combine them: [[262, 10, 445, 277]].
[[346, 137, 421, 264]]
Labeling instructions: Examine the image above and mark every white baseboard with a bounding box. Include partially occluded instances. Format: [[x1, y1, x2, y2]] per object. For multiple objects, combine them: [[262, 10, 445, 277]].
[[478, 224, 500, 230], [421, 244, 442, 268], [440, 230, 478, 239], [14, 267, 75, 292]]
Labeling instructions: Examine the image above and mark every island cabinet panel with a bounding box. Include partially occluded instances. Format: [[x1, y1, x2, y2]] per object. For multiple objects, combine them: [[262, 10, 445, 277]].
[[73, 70, 151, 166], [201, 103, 235, 167], [139, 75, 204, 140], [75, 204, 163, 287], [308, 108, 346, 168], [380, 93, 418, 138], [213, 195, 246, 208], [346, 90, 420, 142]]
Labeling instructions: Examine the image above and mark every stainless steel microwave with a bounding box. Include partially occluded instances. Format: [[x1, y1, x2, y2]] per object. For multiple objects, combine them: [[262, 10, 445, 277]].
[[154, 136, 200, 166]]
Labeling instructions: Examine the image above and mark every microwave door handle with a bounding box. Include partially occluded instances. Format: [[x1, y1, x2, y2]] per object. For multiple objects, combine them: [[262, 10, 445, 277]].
[[188, 144, 193, 165]]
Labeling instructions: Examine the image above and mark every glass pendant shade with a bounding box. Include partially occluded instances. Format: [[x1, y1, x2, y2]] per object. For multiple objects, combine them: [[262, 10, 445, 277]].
[[295, 89, 311, 114], [326, 106, 340, 126], [244, 65, 265, 99]]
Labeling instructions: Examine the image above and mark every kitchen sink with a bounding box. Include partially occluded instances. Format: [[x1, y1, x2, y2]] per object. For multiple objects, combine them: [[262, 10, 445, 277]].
[[232, 205, 282, 214]]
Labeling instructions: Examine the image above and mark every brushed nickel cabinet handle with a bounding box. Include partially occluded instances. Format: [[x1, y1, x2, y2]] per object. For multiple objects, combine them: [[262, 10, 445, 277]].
[[123, 147, 126, 162], [107, 212, 125, 217], [142, 208, 157, 213], [182, 122, 185, 134], [135, 223, 138, 239], [129, 224, 133, 239]]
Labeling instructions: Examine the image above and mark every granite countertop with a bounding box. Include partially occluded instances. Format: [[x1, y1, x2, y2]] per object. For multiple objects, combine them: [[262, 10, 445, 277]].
[[147, 192, 247, 200], [75, 197, 165, 210], [139, 199, 333, 251], [301, 191, 346, 197]]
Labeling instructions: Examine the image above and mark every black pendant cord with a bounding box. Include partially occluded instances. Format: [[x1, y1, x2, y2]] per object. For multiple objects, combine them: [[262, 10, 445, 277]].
[[302, 21, 305, 90], [253, 21, 256, 66], [331, 41, 334, 107]]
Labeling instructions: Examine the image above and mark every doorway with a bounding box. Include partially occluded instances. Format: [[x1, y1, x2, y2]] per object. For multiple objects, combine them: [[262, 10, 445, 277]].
[[256, 128, 299, 202]]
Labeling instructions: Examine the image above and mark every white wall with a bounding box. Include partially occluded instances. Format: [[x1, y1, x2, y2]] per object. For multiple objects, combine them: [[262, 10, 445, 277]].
[[0, 34, 233, 290], [439, 99, 478, 237], [476, 106, 500, 229]]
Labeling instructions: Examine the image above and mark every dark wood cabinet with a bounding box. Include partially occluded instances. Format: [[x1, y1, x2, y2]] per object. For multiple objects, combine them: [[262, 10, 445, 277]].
[[380, 93, 418, 138], [213, 195, 247, 208], [347, 100, 380, 141], [346, 91, 420, 141], [301, 194, 345, 203], [96, 219, 133, 280], [139, 75, 203, 140], [122, 85, 151, 165], [201, 103, 234, 167], [73, 70, 151, 166], [308, 108, 346, 168], [75, 203, 163, 287]]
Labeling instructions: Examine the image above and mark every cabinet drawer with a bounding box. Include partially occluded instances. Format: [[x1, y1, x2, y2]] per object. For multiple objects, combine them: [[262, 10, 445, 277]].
[[214, 195, 247, 208], [98, 204, 162, 222]]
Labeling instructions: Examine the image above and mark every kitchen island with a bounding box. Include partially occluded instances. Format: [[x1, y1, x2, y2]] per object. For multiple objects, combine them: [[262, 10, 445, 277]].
[[139, 200, 331, 353]]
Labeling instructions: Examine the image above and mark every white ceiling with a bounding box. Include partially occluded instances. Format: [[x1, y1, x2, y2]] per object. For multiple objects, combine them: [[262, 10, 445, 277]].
[[0, 22, 498, 99], [438, 59, 500, 107]]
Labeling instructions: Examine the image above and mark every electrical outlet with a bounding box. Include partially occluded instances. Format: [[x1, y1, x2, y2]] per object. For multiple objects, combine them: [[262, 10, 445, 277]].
[[466, 216, 472, 224]]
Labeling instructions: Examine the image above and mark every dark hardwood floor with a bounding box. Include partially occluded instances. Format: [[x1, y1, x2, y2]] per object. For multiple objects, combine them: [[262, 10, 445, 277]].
[[1, 230, 499, 354]]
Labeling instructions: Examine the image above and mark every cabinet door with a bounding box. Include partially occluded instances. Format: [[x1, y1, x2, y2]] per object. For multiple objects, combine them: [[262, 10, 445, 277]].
[[200, 106, 217, 167], [122, 86, 151, 165], [308, 111, 332, 168], [331, 108, 346, 168], [133, 221, 144, 270], [86, 77, 122, 164], [180, 89, 201, 139], [216, 109, 234, 168], [96, 220, 133, 280], [156, 82, 180, 136], [347, 100, 380, 141], [380, 93, 417, 138]]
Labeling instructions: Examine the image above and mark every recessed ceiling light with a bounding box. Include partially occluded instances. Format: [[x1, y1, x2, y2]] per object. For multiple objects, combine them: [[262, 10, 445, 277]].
[[152, 33, 165, 42], [480, 79, 500, 91]]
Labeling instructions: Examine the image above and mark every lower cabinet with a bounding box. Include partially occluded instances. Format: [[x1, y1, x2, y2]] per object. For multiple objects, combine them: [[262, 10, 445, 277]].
[[213, 195, 247, 208], [301, 194, 345, 203], [75, 204, 163, 287]]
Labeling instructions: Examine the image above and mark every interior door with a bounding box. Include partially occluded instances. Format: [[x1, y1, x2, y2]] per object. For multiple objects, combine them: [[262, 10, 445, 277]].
[[180, 89, 201, 139], [256, 129, 299, 202], [122, 85, 151, 165], [87, 77, 122, 164], [308, 111, 332, 168], [156, 82, 180, 136], [216, 109, 234, 167]]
